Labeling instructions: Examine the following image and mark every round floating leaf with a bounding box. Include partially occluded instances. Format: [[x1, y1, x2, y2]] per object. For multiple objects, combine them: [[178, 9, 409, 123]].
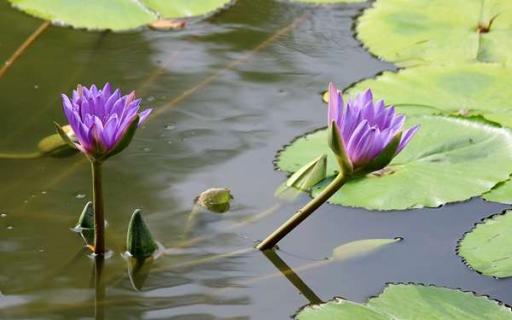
[[277, 116, 512, 210], [458, 210, 512, 278], [7, 0, 232, 31], [288, 0, 365, 3], [348, 63, 512, 128], [296, 283, 512, 319], [483, 180, 512, 204], [356, 0, 512, 66]]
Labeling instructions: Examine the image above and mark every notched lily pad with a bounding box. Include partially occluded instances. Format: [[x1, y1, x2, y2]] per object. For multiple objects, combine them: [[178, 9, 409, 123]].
[[7, 0, 233, 31], [288, 0, 366, 3], [277, 116, 512, 210], [483, 180, 512, 204], [356, 0, 512, 66], [458, 209, 512, 278], [296, 283, 512, 319]]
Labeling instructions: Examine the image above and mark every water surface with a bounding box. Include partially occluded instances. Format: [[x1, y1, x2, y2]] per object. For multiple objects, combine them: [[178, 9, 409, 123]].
[[1, 0, 511, 319]]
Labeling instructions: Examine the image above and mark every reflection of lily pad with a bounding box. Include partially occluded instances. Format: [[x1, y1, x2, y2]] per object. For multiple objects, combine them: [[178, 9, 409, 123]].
[[277, 116, 512, 210], [356, 0, 512, 66], [7, 0, 232, 31], [296, 283, 512, 319], [348, 64, 512, 128], [458, 210, 512, 278]]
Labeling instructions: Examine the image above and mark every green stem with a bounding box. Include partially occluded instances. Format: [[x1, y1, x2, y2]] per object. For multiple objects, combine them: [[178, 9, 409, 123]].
[[0, 152, 42, 159], [91, 161, 105, 255], [257, 173, 348, 250]]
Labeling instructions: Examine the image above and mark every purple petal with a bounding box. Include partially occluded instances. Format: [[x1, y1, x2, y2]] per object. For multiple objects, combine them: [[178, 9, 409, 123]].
[[102, 83, 112, 97], [327, 82, 342, 126], [396, 125, 420, 154], [102, 115, 119, 149], [346, 120, 370, 159], [138, 108, 152, 126]]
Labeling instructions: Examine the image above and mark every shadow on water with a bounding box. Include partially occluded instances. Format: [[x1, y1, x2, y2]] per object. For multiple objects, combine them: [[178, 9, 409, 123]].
[[2, 0, 512, 319]]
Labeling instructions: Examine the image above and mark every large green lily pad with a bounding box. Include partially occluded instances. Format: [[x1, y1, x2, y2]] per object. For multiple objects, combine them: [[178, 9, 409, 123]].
[[483, 180, 512, 204], [348, 63, 512, 128], [356, 0, 512, 66], [288, 0, 365, 3], [458, 210, 512, 278], [296, 283, 512, 319], [7, 0, 233, 31], [277, 116, 512, 210]]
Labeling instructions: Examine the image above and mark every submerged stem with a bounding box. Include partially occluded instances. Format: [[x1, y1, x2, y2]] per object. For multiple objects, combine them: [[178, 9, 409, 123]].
[[91, 161, 105, 255], [0, 21, 51, 80], [257, 173, 348, 250], [0, 152, 42, 159]]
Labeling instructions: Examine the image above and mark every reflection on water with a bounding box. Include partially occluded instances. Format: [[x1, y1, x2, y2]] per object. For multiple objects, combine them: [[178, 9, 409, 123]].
[[1, 0, 511, 319]]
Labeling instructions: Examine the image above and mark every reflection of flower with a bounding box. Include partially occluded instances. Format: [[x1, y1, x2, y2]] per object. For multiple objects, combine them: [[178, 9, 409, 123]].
[[328, 82, 419, 171], [61, 83, 151, 159]]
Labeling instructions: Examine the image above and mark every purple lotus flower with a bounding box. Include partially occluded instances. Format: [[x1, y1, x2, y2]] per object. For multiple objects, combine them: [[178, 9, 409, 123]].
[[328, 82, 418, 172], [60, 83, 151, 159]]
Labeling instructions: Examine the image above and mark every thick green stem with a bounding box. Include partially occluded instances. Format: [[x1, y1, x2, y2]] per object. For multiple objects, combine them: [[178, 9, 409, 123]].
[[91, 161, 105, 255], [257, 173, 348, 250]]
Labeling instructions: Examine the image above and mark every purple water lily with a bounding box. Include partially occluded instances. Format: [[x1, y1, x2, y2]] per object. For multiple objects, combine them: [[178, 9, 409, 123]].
[[257, 83, 420, 250], [61, 83, 151, 159], [328, 82, 418, 171]]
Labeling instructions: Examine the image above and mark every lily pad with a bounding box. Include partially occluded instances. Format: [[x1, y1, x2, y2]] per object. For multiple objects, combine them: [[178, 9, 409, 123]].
[[458, 210, 512, 278], [277, 116, 512, 210], [483, 180, 512, 204], [348, 63, 512, 128], [356, 0, 512, 66], [288, 0, 365, 3], [331, 237, 402, 261], [7, 0, 232, 31], [296, 283, 512, 319]]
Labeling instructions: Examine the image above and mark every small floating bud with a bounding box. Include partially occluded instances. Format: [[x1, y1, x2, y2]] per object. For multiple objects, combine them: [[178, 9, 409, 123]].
[[38, 125, 78, 157], [196, 188, 233, 213], [286, 154, 327, 191], [74, 201, 94, 246], [75, 201, 94, 229], [127, 210, 158, 259]]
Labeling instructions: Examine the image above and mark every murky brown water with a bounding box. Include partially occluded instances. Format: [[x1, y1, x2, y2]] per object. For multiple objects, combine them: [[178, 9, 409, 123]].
[[1, 0, 511, 319]]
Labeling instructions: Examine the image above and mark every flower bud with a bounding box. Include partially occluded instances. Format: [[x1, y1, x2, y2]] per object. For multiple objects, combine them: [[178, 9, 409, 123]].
[[127, 210, 158, 259], [286, 154, 327, 191], [196, 188, 233, 213]]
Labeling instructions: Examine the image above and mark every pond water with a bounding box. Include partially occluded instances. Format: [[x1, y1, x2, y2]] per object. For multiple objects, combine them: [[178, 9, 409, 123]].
[[1, 0, 512, 319]]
